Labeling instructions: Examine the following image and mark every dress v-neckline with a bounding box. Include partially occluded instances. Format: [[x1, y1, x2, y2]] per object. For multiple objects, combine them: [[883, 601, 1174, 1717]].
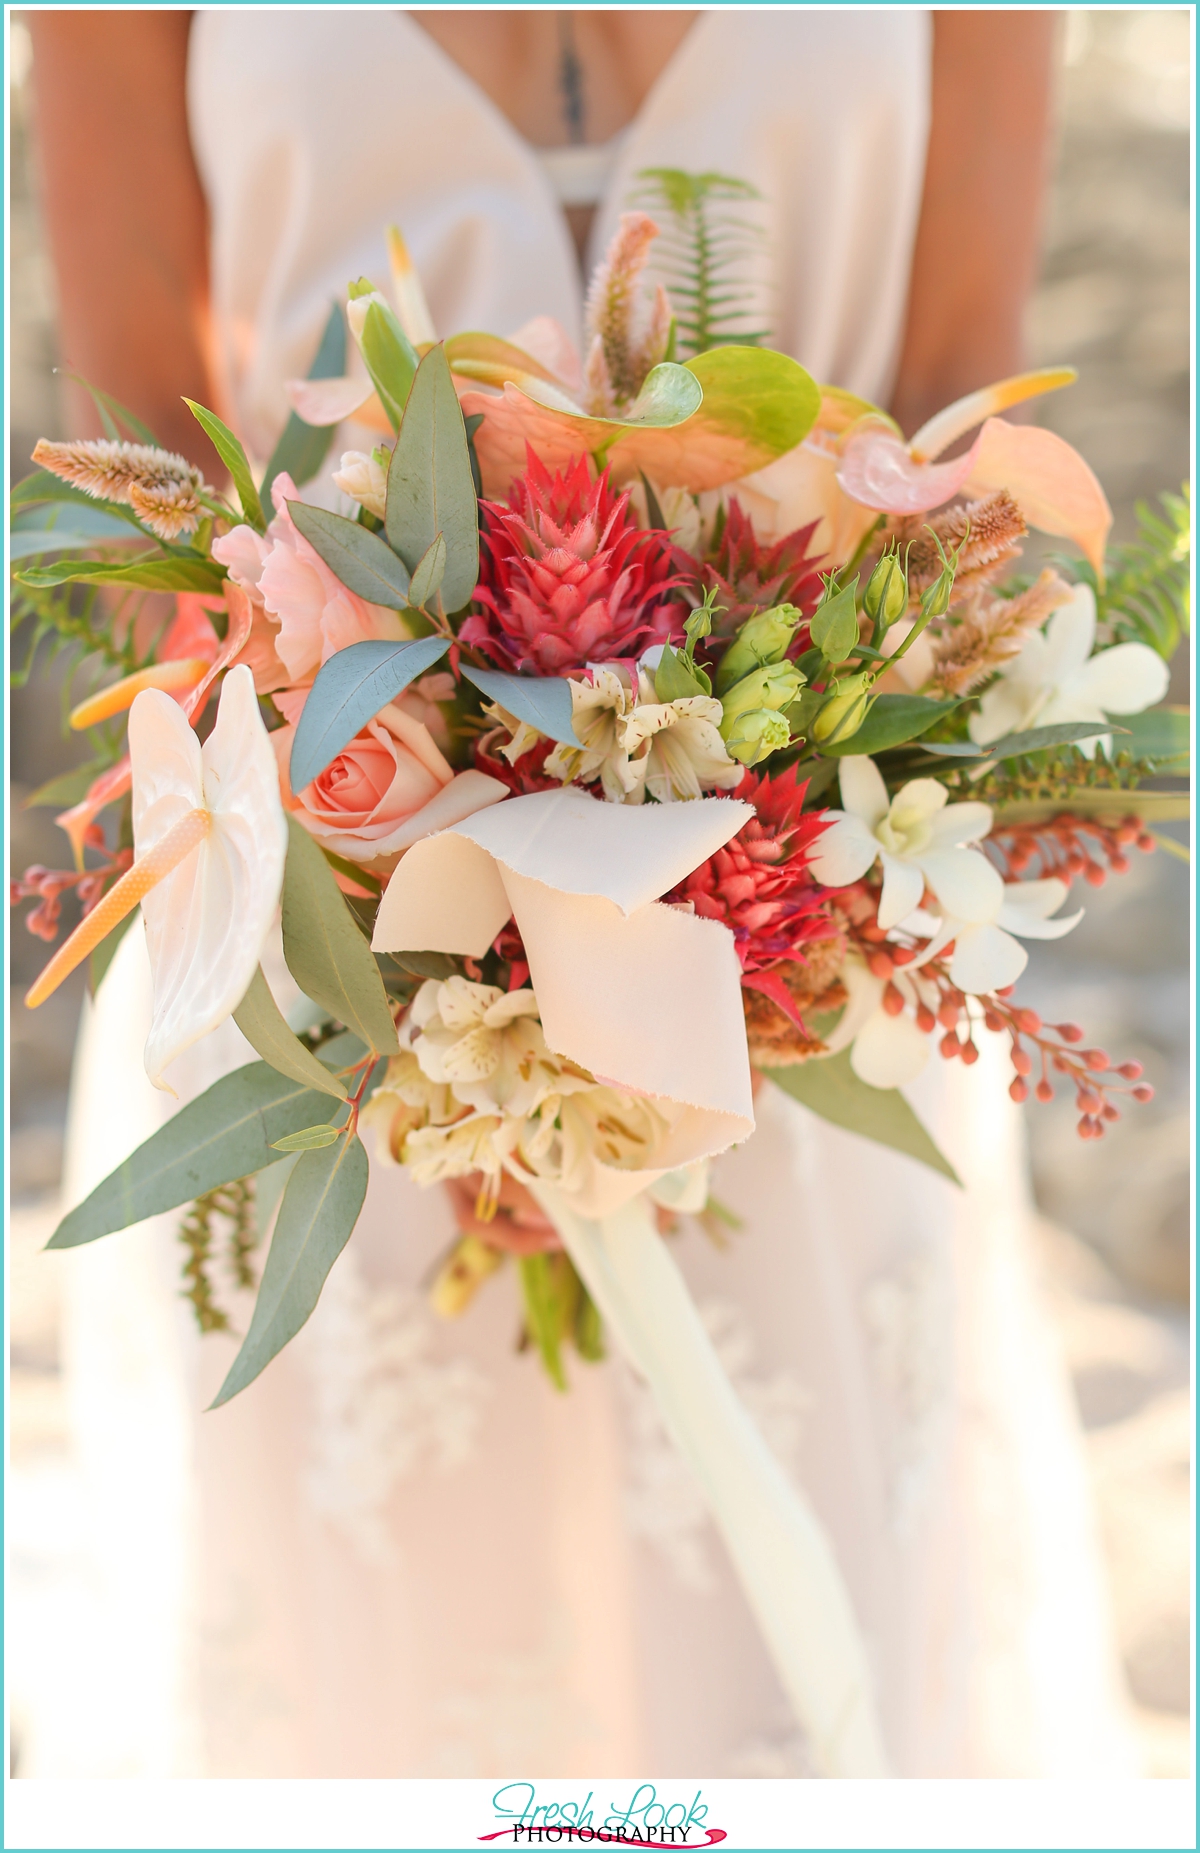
[[396, 11, 708, 252]]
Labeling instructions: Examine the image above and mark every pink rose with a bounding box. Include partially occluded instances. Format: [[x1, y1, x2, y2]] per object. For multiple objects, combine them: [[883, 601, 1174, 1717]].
[[212, 472, 407, 686], [273, 690, 506, 867]]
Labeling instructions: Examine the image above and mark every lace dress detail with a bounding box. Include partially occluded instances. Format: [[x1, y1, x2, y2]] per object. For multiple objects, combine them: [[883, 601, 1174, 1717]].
[[298, 1246, 492, 1566], [861, 1249, 955, 1538]]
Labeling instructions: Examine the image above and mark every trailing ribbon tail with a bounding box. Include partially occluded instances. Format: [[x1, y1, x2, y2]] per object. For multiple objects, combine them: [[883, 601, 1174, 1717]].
[[529, 1181, 891, 1778]]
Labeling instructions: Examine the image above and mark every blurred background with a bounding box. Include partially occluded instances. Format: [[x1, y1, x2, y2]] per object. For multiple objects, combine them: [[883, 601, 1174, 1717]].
[[8, 8, 1192, 1777]]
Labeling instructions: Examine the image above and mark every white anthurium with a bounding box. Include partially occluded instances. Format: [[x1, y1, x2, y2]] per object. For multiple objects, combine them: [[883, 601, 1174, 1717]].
[[808, 755, 1000, 930], [823, 953, 936, 1088], [969, 582, 1170, 758], [25, 664, 288, 1089], [905, 877, 1084, 994]]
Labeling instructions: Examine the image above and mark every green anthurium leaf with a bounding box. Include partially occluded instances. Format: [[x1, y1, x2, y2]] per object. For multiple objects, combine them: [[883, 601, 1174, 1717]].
[[922, 720, 1128, 761], [210, 1131, 368, 1406], [386, 345, 480, 614], [611, 345, 821, 488], [16, 555, 227, 593], [765, 1049, 961, 1185], [822, 694, 962, 756], [288, 635, 451, 790], [280, 817, 400, 1055], [443, 331, 562, 387], [459, 666, 581, 748], [359, 297, 420, 432], [286, 501, 412, 609], [232, 965, 349, 1101], [261, 302, 347, 517], [1118, 705, 1190, 765], [184, 399, 265, 531], [408, 531, 447, 610], [269, 1124, 343, 1152], [46, 1061, 344, 1249], [654, 643, 710, 701], [993, 789, 1190, 826]]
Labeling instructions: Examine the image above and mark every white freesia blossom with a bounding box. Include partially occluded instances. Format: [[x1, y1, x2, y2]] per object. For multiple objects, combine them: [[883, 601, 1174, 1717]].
[[809, 755, 999, 930], [969, 582, 1169, 757], [332, 448, 389, 520], [545, 664, 742, 804], [905, 878, 1084, 994]]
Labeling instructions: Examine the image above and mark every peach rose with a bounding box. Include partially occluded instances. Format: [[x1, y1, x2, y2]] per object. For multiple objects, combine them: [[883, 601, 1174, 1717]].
[[212, 471, 408, 687], [273, 689, 506, 867]]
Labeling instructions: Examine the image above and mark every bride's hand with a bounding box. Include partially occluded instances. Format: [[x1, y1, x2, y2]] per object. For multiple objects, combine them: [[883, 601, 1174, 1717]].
[[442, 1173, 564, 1256]]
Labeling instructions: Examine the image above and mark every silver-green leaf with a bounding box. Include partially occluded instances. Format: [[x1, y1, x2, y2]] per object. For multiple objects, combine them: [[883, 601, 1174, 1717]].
[[408, 531, 447, 610], [210, 1131, 369, 1406], [280, 817, 400, 1055], [184, 398, 265, 531], [232, 965, 348, 1101], [385, 345, 479, 613], [288, 636, 451, 791], [269, 1124, 342, 1152], [765, 1049, 961, 1184], [459, 666, 581, 748], [286, 501, 412, 610]]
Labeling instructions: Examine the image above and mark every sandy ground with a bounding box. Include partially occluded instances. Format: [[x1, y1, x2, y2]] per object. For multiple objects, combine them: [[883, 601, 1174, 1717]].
[[8, 9, 1192, 1778]]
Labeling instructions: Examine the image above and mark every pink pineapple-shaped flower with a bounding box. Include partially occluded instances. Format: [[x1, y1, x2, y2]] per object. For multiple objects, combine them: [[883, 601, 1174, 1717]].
[[460, 449, 685, 675]]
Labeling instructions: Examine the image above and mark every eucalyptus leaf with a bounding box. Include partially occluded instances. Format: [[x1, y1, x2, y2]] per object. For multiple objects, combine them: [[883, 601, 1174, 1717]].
[[281, 818, 400, 1055], [765, 1049, 961, 1185], [459, 666, 581, 748], [184, 399, 265, 531], [823, 694, 961, 757], [385, 345, 479, 613], [270, 1124, 342, 1152], [288, 636, 451, 790], [286, 501, 412, 609], [261, 302, 347, 517], [210, 1131, 369, 1406], [921, 719, 1127, 761], [17, 556, 226, 594], [233, 965, 348, 1101], [46, 1062, 343, 1249], [408, 532, 447, 610]]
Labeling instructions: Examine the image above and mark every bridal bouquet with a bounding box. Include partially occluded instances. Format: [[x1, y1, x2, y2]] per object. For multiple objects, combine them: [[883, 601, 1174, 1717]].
[[13, 178, 1188, 1772]]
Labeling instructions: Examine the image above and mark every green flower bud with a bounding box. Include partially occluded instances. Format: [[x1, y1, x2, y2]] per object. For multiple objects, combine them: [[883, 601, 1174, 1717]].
[[718, 661, 804, 743], [811, 671, 877, 746], [921, 564, 954, 621], [721, 708, 793, 767], [863, 552, 908, 627], [714, 604, 803, 695]]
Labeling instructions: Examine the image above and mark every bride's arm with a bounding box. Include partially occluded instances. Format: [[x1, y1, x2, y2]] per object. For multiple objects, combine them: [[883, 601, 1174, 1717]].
[[28, 10, 218, 466], [890, 11, 1059, 436]]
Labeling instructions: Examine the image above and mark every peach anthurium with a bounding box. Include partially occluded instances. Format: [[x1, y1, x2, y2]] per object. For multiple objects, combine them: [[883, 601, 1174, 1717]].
[[833, 368, 1112, 575], [28, 665, 288, 1091]]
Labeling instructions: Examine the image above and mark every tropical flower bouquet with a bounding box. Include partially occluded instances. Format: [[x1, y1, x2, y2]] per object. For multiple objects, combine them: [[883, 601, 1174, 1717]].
[[12, 178, 1189, 1775]]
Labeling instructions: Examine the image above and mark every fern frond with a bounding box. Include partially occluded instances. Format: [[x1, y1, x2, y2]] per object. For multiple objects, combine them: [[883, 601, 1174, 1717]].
[[628, 168, 770, 356], [1061, 484, 1190, 660]]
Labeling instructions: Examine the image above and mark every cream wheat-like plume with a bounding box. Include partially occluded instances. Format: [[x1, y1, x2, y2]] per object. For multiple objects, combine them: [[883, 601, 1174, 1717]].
[[930, 566, 1076, 697], [32, 437, 210, 541]]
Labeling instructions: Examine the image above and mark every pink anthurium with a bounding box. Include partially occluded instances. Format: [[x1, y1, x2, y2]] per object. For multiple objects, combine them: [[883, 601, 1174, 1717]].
[[833, 368, 1112, 574], [29, 665, 288, 1091]]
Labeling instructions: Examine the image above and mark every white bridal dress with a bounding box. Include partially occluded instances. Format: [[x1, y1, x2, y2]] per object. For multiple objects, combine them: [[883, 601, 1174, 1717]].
[[51, 9, 1134, 1779]]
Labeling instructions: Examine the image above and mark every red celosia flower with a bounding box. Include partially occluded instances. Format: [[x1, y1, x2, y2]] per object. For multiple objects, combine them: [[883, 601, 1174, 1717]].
[[665, 766, 834, 984], [686, 498, 826, 640], [461, 449, 684, 674]]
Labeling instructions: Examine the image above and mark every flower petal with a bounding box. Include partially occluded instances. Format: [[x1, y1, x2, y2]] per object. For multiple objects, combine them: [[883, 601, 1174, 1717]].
[[916, 847, 1003, 923], [850, 1007, 931, 1088], [968, 679, 1042, 746], [138, 666, 288, 1089], [926, 800, 994, 848], [1042, 583, 1096, 680], [837, 755, 890, 828], [877, 853, 926, 931], [947, 923, 1028, 994], [836, 420, 979, 514], [808, 812, 881, 888], [888, 778, 948, 832], [963, 421, 1112, 576], [1074, 641, 1171, 716], [996, 879, 1083, 940]]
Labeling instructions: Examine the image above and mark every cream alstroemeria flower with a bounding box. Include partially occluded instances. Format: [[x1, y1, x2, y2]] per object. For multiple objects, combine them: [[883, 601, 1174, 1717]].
[[809, 756, 999, 931], [969, 583, 1170, 758], [405, 974, 590, 1119], [25, 665, 288, 1090], [906, 878, 1084, 994], [545, 664, 741, 804]]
